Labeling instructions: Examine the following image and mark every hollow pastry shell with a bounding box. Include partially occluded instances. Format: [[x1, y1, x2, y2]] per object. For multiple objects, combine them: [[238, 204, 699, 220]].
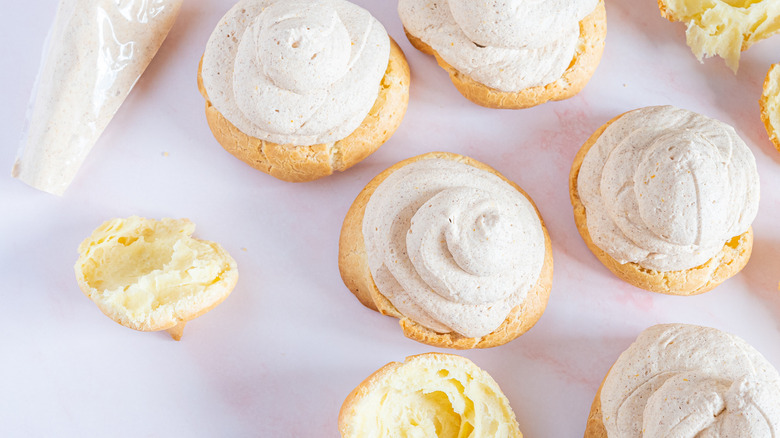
[[339, 352, 522, 437], [75, 216, 238, 340]]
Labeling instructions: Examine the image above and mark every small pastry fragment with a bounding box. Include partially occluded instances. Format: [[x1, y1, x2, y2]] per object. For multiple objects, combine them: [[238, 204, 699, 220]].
[[570, 106, 759, 295], [198, 0, 410, 182], [339, 353, 522, 438], [75, 216, 238, 340], [585, 324, 780, 437], [398, 0, 606, 109], [760, 63, 780, 152], [658, 0, 780, 72], [339, 152, 553, 349]]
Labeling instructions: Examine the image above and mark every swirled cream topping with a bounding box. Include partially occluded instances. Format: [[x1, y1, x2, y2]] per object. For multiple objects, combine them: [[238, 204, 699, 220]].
[[201, 0, 389, 146], [577, 106, 759, 271], [398, 0, 598, 92], [601, 324, 780, 438], [362, 158, 545, 338]]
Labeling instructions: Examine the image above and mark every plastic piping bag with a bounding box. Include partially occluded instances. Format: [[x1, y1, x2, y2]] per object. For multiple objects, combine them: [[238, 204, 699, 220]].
[[12, 0, 183, 195]]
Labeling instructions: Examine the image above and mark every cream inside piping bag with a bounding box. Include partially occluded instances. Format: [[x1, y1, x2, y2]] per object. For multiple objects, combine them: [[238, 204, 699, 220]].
[[12, 0, 183, 195]]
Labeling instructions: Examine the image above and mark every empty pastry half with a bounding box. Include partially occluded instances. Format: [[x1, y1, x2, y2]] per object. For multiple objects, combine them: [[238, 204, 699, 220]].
[[75, 216, 238, 340], [198, 0, 410, 182], [570, 106, 758, 295], [398, 0, 606, 109], [658, 0, 780, 72], [339, 152, 553, 349], [339, 353, 522, 437], [585, 324, 780, 437]]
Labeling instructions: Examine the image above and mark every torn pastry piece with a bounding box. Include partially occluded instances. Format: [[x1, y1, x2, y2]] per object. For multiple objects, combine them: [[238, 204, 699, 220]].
[[12, 0, 183, 195], [760, 63, 780, 152], [198, 0, 410, 182], [75, 216, 238, 340], [339, 152, 553, 349], [570, 106, 759, 295], [585, 324, 780, 437], [658, 0, 780, 72], [398, 0, 606, 109], [339, 353, 522, 438]]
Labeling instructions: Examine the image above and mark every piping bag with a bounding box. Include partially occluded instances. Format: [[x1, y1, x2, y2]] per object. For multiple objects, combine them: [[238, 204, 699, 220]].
[[12, 0, 183, 195]]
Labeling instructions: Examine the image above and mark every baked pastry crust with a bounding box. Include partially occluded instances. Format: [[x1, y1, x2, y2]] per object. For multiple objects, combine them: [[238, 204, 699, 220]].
[[338, 152, 553, 349], [338, 352, 522, 437], [760, 63, 780, 152], [197, 38, 410, 182], [404, 1, 606, 109], [569, 114, 753, 295]]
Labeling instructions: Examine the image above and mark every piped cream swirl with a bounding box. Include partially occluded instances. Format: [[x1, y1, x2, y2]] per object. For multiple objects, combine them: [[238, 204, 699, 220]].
[[398, 0, 598, 92], [362, 159, 545, 338], [601, 324, 780, 438], [201, 0, 389, 146], [577, 106, 759, 271]]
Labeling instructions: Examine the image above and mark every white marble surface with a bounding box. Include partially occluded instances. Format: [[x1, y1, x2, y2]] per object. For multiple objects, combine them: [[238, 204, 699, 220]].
[[1, 1, 779, 436]]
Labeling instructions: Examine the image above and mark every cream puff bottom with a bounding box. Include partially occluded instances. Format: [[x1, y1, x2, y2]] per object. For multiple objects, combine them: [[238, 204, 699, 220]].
[[75, 216, 238, 340], [339, 353, 522, 438]]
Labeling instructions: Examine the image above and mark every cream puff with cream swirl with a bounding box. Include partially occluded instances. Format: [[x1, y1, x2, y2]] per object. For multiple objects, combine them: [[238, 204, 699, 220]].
[[585, 324, 780, 438], [198, 0, 410, 182], [398, 0, 606, 108], [339, 152, 553, 349], [571, 106, 759, 295]]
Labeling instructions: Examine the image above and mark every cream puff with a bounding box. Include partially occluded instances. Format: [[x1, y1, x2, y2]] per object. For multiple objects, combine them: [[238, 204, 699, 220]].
[[339, 353, 522, 437], [339, 152, 553, 349], [585, 324, 780, 437], [570, 106, 759, 295], [198, 0, 410, 182], [398, 0, 606, 109], [74, 216, 238, 340]]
